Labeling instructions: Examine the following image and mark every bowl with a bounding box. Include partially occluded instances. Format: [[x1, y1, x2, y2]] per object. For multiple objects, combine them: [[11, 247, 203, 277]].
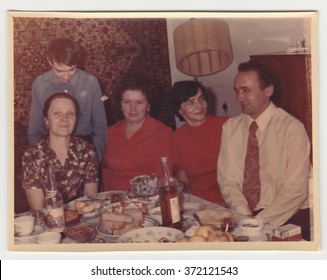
[[14, 215, 35, 236], [148, 207, 162, 224], [15, 225, 45, 244], [37, 231, 61, 244], [64, 224, 97, 243], [239, 218, 264, 235]]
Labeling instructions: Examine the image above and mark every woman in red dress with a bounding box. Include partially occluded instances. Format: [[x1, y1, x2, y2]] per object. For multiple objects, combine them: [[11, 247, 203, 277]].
[[102, 74, 173, 191], [170, 81, 228, 204]]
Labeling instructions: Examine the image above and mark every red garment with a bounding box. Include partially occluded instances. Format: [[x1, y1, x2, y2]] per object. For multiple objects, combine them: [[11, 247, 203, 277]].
[[173, 115, 228, 203], [102, 116, 173, 191]]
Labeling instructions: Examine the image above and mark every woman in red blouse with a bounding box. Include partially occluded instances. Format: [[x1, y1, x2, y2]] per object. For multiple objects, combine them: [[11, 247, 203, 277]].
[[102, 74, 173, 191], [170, 81, 228, 204]]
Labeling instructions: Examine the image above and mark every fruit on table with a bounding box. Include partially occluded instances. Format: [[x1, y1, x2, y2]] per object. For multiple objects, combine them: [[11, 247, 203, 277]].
[[195, 225, 215, 239], [176, 225, 234, 242]]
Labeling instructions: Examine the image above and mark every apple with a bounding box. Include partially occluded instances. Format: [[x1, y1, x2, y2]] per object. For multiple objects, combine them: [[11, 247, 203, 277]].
[[195, 225, 215, 239], [188, 235, 207, 242]]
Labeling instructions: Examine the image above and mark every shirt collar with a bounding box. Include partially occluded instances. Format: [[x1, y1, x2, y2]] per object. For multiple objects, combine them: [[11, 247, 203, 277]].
[[49, 68, 80, 86], [245, 102, 276, 131]]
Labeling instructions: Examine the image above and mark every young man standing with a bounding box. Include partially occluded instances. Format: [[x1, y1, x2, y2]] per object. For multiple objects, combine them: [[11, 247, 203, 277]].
[[27, 37, 107, 163]]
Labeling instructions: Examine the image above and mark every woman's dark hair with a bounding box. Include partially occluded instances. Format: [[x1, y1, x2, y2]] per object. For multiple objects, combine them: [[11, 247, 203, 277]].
[[111, 73, 161, 120], [43, 92, 80, 119], [169, 80, 208, 121], [238, 59, 280, 98], [47, 38, 80, 66]]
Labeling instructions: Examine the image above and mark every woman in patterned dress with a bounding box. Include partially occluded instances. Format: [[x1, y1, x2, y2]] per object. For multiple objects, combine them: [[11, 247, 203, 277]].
[[22, 92, 99, 210]]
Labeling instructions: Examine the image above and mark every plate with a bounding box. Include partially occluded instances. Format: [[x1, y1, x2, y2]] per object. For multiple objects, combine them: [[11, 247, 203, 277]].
[[74, 199, 104, 218], [96, 215, 160, 242], [15, 225, 44, 243], [92, 191, 128, 204], [103, 200, 153, 214], [181, 202, 205, 217], [117, 226, 185, 243], [143, 215, 160, 227]]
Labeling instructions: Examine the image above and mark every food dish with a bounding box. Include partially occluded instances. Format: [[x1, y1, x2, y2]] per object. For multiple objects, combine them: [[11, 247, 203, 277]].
[[64, 224, 98, 243], [181, 202, 205, 217], [14, 225, 45, 244], [96, 215, 160, 243], [239, 218, 264, 235], [117, 226, 185, 243], [103, 200, 153, 215], [64, 209, 82, 226], [92, 191, 128, 204], [195, 208, 236, 229], [74, 199, 103, 218]]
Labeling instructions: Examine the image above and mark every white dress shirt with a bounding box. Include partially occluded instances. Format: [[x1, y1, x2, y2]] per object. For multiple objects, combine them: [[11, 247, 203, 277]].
[[217, 102, 310, 227]]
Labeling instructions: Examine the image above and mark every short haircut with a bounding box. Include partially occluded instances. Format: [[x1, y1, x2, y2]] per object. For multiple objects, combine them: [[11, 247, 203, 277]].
[[43, 92, 80, 119], [47, 38, 79, 66], [169, 80, 208, 121], [111, 73, 162, 119], [238, 59, 279, 100]]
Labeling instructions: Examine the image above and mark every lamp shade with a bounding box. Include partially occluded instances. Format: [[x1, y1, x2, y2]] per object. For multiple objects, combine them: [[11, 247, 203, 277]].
[[173, 19, 233, 76]]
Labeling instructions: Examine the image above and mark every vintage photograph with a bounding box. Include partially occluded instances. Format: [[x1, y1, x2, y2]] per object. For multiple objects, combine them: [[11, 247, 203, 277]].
[[8, 11, 319, 251]]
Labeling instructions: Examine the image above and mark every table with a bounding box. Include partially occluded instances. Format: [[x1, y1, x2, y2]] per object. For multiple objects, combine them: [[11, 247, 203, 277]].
[[14, 191, 273, 244], [61, 191, 273, 243]]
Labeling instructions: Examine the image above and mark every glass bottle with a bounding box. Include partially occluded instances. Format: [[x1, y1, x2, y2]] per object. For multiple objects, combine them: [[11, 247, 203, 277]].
[[44, 166, 65, 233], [158, 157, 181, 229]]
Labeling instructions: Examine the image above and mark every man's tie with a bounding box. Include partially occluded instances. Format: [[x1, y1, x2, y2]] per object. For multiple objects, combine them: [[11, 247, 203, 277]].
[[242, 121, 260, 210]]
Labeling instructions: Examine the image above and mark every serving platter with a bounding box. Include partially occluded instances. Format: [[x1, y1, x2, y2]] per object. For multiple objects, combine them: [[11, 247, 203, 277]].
[[96, 215, 160, 243], [103, 200, 153, 215], [180, 202, 205, 218], [91, 191, 129, 204], [117, 226, 185, 243]]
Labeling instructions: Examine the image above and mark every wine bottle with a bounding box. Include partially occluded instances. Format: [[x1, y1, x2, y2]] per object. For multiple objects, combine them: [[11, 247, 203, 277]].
[[44, 166, 65, 233], [158, 157, 181, 229]]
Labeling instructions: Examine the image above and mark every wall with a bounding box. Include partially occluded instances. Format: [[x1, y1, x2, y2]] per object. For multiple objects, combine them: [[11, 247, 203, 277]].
[[166, 15, 311, 128]]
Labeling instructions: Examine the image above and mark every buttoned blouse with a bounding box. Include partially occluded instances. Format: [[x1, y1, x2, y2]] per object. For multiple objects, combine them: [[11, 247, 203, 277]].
[[102, 116, 173, 191], [22, 136, 99, 203]]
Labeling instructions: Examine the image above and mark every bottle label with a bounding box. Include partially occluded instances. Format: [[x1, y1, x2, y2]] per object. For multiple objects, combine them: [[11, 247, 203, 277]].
[[46, 190, 57, 199], [167, 194, 181, 224], [45, 207, 65, 232]]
